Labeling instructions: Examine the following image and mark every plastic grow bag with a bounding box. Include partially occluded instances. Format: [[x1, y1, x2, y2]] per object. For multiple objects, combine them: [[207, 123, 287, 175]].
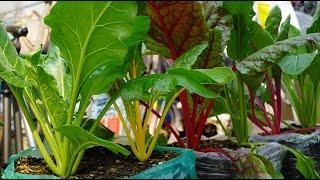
[[2, 146, 197, 179], [250, 130, 320, 178], [195, 142, 286, 179]]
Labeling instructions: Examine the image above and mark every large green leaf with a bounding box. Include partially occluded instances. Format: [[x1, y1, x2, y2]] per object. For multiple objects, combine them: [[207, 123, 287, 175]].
[[265, 5, 281, 39], [171, 44, 207, 69], [44, 2, 137, 87], [223, 1, 254, 61], [56, 125, 130, 156], [146, 1, 207, 60], [249, 21, 274, 51], [194, 29, 223, 69], [120, 70, 218, 102], [0, 25, 26, 87], [307, 4, 320, 34], [278, 53, 318, 76], [236, 33, 320, 75], [201, 1, 232, 48], [286, 147, 320, 179]]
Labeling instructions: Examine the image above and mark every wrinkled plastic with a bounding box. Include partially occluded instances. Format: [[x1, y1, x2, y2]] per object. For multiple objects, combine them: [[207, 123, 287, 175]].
[[130, 146, 197, 179], [2, 147, 58, 179], [250, 130, 320, 179], [2, 146, 197, 179], [195, 142, 286, 179]]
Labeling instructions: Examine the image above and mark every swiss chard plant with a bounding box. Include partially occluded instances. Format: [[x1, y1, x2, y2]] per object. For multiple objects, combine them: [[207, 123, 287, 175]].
[[279, 5, 320, 129], [107, 2, 235, 161], [0, 1, 154, 177], [236, 5, 320, 135], [144, 1, 236, 150]]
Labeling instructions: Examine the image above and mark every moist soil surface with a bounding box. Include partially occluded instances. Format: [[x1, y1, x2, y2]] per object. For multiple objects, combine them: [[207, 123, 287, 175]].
[[14, 146, 178, 179]]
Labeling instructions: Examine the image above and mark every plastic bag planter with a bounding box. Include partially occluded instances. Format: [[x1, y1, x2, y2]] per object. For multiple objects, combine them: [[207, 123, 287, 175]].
[[2, 146, 197, 179], [195, 142, 287, 179], [250, 130, 320, 179]]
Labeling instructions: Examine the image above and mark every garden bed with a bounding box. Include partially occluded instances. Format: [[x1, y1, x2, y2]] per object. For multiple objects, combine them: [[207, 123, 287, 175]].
[[2, 146, 197, 179]]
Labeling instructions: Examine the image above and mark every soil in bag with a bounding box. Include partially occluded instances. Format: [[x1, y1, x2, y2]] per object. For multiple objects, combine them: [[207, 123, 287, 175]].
[[14, 146, 178, 179]]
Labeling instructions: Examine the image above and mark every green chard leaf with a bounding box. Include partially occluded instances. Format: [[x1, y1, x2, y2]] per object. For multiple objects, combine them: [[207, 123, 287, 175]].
[[0, 25, 27, 88], [44, 1, 137, 88], [146, 1, 208, 60], [56, 125, 130, 156], [286, 147, 320, 179], [223, 1, 255, 61], [278, 53, 318, 76], [265, 5, 282, 39], [171, 44, 208, 69], [236, 33, 320, 75], [249, 21, 274, 51], [276, 15, 291, 42]]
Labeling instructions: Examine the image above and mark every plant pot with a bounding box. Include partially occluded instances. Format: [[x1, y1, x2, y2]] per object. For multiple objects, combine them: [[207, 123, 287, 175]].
[[250, 130, 320, 179], [2, 146, 197, 179]]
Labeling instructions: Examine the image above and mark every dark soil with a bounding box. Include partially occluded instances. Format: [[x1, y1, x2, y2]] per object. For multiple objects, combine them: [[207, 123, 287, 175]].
[[170, 138, 240, 150], [14, 146, 178, 179]]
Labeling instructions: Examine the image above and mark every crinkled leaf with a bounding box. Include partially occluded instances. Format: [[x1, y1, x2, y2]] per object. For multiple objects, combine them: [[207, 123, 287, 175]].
[[171, 44, 207, 69], [33, 67, 68, 128], [276, 15, 291, 41], [278, 53, 318, 76], [194, 29, 223, 69], [265, 5, 281, 39], [236, 33, 320, 75], [286, 146, 320, 179], [201, 1, 232, 48], [223, 1, 255, 61], [307, 4, 320, 34], [44, 2, 137, 87], [43, 45, 71, 103], [146, 1, 207, 60], [195, 67, 235, 84], [0, 25, 27, 88], [56, 125, 130, 156]]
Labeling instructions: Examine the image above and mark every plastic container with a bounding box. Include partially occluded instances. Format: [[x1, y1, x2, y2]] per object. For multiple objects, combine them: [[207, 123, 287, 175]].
[[2, 146, 197, 179]]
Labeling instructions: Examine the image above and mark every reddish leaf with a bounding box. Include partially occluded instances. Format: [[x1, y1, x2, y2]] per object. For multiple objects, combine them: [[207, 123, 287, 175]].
[[146, 1, 207, 60]]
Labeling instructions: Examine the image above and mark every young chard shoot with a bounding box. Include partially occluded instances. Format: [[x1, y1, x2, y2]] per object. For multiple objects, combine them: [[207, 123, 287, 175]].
[[0, 1, 150, 177]]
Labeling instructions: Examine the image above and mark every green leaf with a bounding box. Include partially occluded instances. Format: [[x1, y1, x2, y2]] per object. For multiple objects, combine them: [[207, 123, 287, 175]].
[[201, 1, 232, 48], [254, 154, 277, 179], [223, 1, 255, 61], [120, 71, 218, 102], [43, 45, 71, 103], [81, 118, 115, 141], [0, 25, 27, 88], [286, 147, 320, 179], [250, 21, 274, 51], [278, 53, 318, 76], [44, 1, 137, 88], [307, 4, 320, 34], [288, 25, 301, 38], [195, 67, 236, 84], [265, 5, 282, 39], [194, 29, 224, 69], [171, 44, 208, 69], [236, 33, 320, 75], [0, 120, 3, 126], [303, 54, 320, 89], [146, 1, 207, 59], [56, 125, 130, 156], [276, 15, 291, 41]]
